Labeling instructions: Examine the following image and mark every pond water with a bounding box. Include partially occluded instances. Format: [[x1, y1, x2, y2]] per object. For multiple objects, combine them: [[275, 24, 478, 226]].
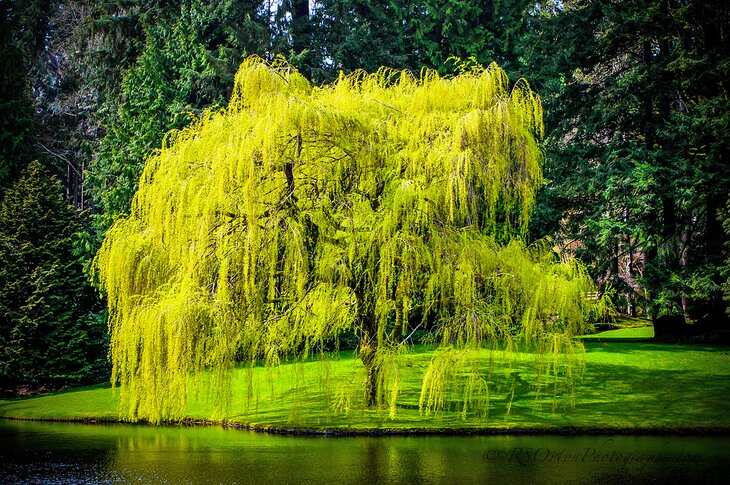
[[1, 420, 728, 484]]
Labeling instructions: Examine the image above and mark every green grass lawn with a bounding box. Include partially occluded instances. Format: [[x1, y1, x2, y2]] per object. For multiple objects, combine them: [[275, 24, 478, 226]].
[[2, 325, 729, 433], [581, 326, 655, 340]]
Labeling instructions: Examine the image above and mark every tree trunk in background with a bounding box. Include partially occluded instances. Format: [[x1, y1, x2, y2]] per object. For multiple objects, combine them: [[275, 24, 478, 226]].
[[652, 181, 687, 338], [291, 0, 310, 55], [653, 314, 687, 339], [680, 224, 691, 322], [643, 28, 687, 337], [690, 192, 730, 329]]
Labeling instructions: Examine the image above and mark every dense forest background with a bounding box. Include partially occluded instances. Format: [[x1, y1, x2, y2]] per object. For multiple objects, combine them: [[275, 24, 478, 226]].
[[1, 0, 728, 389]]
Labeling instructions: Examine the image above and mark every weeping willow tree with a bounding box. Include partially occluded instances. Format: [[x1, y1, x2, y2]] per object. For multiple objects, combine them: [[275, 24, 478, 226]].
[[94, 56, 607, 423]]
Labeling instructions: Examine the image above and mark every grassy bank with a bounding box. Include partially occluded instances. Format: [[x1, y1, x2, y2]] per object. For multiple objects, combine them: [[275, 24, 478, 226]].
[[2, 326, 729, 433]]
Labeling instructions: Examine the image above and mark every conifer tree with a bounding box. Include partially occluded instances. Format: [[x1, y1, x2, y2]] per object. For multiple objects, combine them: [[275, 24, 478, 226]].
[[0, 161, 105, 385]]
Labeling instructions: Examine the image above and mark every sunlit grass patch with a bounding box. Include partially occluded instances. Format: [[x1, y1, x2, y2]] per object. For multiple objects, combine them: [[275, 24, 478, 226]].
[[581, 326, 654, 340]]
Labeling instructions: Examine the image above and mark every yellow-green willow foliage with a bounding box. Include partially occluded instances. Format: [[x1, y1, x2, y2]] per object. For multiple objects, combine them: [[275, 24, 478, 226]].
[[94, 57, 608, 423]]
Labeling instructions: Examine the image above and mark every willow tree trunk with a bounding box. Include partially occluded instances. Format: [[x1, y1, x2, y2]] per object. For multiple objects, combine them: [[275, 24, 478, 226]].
[[360, 337, 380, 408], [356, 289, 380, 407]]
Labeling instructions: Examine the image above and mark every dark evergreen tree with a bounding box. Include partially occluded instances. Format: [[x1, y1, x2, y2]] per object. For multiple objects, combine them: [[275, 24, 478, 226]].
[[0, 161, 105, 386], [524, 0, 730, 335]]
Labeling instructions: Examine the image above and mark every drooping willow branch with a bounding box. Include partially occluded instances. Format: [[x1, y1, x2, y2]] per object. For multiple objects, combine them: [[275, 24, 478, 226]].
[[94, 56, 607, 423]]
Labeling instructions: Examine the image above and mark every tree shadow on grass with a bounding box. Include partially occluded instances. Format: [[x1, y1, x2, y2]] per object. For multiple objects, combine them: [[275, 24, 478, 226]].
[[566, 361, 730, 429], [584, 341, 730, 354]]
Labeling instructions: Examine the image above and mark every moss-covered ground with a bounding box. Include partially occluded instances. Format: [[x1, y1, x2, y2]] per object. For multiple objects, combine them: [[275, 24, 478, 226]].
[[2, 321, 729, 433]]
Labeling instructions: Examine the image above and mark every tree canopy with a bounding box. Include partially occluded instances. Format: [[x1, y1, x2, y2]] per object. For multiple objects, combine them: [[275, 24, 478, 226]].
[[94, 57, 606, 423]]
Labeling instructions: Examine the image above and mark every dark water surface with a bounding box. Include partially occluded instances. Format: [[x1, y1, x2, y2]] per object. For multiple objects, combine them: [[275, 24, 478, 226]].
[[1, 420, 728, 484]]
